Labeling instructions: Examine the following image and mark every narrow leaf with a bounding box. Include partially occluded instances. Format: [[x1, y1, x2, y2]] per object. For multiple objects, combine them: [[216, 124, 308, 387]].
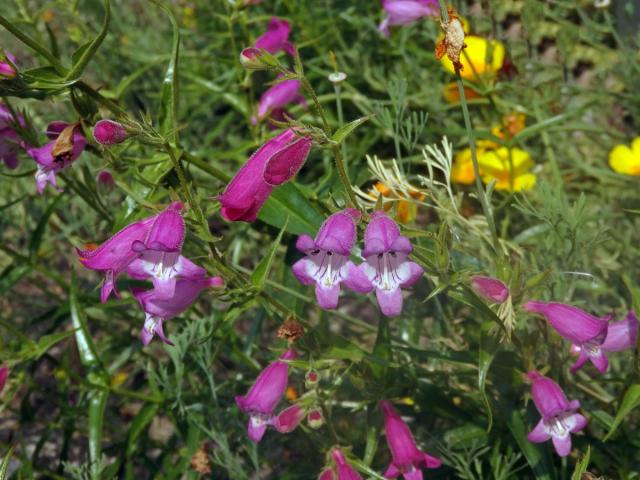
[[570, 446, 591, 480], [604, 384, 640, 440], [153, 0, 180, 138], [331, 114, 374, 145], [251, 217, 289, 291], [258, 182, 324, 235]]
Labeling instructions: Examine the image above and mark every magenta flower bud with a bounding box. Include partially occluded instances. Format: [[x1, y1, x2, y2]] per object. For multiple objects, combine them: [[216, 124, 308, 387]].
[[255, 17, 295, 56], [219, 129, 313, 222], [0, 103, 26, 170], [235, 349, 297, 442], [601, 311, 639, 352], [93, 119, 129, 145], [319, 448, 362, 480], [526, 371, 587, 457], [77, 202, 183, 303], [305, 369, 320, 388], [471, 276, 509, 303], [0, 363, 8, 394], [359, 211, 424, 316], [292, 209, 373, 309], [96, 170, 116, 191], [379, 0, 439, 37], [256, 79, 306, 122], [0, 51, 17, 78], [524, 301, 610, 373], [307, 409, 324, 429], [273, 404, 306, 433], [27, 122, 86, 194], [239, 47, 267, 69], [134, 274, 222, 345], [381, 401, 441, 479]]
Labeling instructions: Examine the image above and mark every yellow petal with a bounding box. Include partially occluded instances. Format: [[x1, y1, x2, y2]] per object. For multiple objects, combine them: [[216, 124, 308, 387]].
[[452, 148, 476, 184], [440, 36, 505, 81], [478, 147, 533, 178], [608, 144, 640, 175]]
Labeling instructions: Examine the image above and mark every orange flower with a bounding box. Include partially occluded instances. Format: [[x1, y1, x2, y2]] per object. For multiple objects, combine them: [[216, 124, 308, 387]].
[[372, 182, 425, 224]]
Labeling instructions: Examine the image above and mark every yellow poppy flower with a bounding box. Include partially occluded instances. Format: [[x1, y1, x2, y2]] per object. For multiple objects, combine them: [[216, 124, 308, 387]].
[[608, 137, 640, 176], [440, 36, 505, 82], [477, 147, 536, 191], [452, 148, 476, 184], [372, 181, 425, 224]]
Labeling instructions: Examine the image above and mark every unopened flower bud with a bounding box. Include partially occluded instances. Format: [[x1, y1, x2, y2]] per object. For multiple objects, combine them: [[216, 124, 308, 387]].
[[93, 119, 129, 145], [305, 369, 319, 389], [0, 52, 17, 79], [307, 409, 324, 429], [239, 47, 276, 70], [96, 170, 116, 191], [471, 275, 509, 304], [328, 72, 347, 85]]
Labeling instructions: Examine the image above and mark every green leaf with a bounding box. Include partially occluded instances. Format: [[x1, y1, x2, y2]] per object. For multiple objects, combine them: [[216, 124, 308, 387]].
[[0, 263, 31, 297], [126, 404, 159, 457], [258, 182, 324, 236], [0, 446, 13, 480], [154, 0, 180, 138], [570, 446, 591, 480], [64, 0, 111, 82], [479, 321, 499, 432], [70, 270, 100, 368], [604, 384, 640, 440], [251, 218, 289, 291], [331, 114, 374, 144], [507, 410, 553, 480], [14, 329, 77, 362], [29, 194, 63, 258]]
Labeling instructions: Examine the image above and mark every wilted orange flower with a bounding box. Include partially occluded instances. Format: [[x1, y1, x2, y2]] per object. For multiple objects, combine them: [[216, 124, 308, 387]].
[[435, 7, 466, 73]]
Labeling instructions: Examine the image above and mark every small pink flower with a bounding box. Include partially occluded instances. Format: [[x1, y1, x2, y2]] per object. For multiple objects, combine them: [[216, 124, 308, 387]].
[[219, 129, 313, 222], [93, 119, 129, 145], [255, 17, 295, 56], [0, 51, 17, 78], [0, 363, 8, 393], [0, 103, 26, 169], [526, 371, 587, 457], [524, 301, 609, 373], [292, 209, 373, 309], [318, 448, 362, 480], [27, 122, 86, 194], [379, 0, 438, 37], [381, 401, 441, 479], [471, 276, 509, 303], [235, 349, 303, 442], [96, 170, 116, 190], [359, 212, 424, 316], [255, 78, 307, 123]]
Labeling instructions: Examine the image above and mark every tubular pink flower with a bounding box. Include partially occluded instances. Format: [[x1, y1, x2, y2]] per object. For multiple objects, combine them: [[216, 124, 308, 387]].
[[219, 129, 313, 222], [133, 275, 223, 345], [235, 349, 298, 442], [524, 301, 609, 373], [379, 0, 438, 37], [0, 103, 26, 169], [526, 371, 587, 457], [93, 119, 129, 145], [359, 211, 424, 316], [292, 209, 373, 309], [27, 122, 86, 194], [601, 311, 639, 352], [256, 78, 306, 122], [471, 275, 509, 303], [0, 51, 17, 78], [273, 404, 306, 433], [381, 401, 441, 479], [318, 448, 362, 480], [0, 363, 8, 393], [255, 17, 295, 56], [77, 202, 183, 303]]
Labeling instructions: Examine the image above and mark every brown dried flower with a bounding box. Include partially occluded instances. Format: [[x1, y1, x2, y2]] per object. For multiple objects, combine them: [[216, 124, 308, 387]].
[[435, 7, 466, 74], [277, 318, 304, 342], [190, 445, 212, 475]]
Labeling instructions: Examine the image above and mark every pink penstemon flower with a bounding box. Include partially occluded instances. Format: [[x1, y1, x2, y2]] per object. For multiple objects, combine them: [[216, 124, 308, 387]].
[[292, 209, 372, 309], [378, 0, 439, 38], [380, 401, 441, 479], [133, 275, 223, 345], [77, 202, 183, 303], [254, 78, 307, 124], [571, 310, 639, 357], [524, 301, 610, 373], [0, 103, 26, 169], [318, 448, 362, 480], [0, 51, 17, 78], [526, 371, 587, 457], [218, 129, 313, 222], [235, 349, 304, 442], [471, 275, 509, 304], [359, 211, 424, 317], [27, 122, 86, 194], [255, 17, 295, 56]]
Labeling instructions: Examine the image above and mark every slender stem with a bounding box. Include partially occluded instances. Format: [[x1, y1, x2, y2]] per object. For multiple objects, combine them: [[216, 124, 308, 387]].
[[300, 77, 331, 134], [334, 83, 347, 173], [331, 145, 361, 210]]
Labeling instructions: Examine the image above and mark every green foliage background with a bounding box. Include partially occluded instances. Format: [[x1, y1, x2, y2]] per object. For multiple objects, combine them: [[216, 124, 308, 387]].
[[1, 0, 640, 478]]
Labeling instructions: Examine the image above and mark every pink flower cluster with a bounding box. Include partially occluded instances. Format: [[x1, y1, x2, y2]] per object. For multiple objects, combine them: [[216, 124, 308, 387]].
[[293, 209, 424, 317], [77, 202, 223, 345]]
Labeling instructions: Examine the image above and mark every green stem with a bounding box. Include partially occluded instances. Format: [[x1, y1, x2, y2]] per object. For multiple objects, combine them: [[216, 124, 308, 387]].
[[331, 145, 360, 210], [301, 77, 331, 135]]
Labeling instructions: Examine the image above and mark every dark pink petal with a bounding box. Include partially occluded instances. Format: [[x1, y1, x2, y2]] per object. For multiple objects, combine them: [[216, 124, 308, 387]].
[[527, 419, 551, 443], [263, 134, 312, 186], [524, 301, 609, 345], [569, 350, 590, 373], [381, 401, 425, 469], [319, 468, 336, 480], [402, 469, 424, 480], [247, 417, 269, 443], [589, 350, 609, 373], [421, 453, 442, 469], [471, 276, 509, 303], [273, 404, 305, 433], [602, 311, 639, 352], [342, 261, 374, 294], [383, 463, 401, 478], [363, 211, 403, 257], [332, 449, 363, 480], [96, 170, 116, 190], [144, 203, 185, 252], [527, 371, 571, 418], [46, 121, 69, 140], [295, 234, 315, 253], [257, 79, 302, 120], [255, 17, 293, 55], [134, 276, 217, 319], [314, 210, 359, 255], [0, 363, 8, 393], [551, 434, 572, 457]]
